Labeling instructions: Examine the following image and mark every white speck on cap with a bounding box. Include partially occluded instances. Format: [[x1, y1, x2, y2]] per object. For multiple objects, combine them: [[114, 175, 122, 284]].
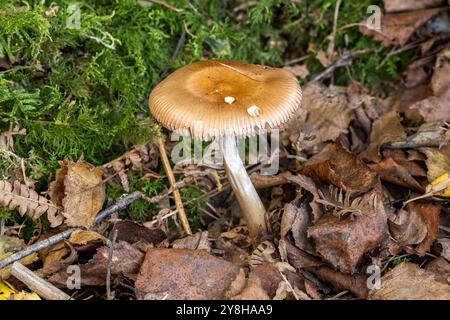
[[247, 105, 261, 117], [224, 96, 235, 104]]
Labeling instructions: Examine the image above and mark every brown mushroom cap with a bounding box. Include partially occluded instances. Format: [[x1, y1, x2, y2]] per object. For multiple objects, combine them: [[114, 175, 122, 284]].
[[149, 60, 302, 140]]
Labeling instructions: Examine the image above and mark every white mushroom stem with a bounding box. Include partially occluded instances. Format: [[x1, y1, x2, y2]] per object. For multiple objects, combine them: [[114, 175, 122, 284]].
[[220, 135, 267, 243]]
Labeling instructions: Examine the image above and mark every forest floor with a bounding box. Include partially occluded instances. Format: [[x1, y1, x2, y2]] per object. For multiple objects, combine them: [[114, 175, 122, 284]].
[[0, 0, 449, 300]]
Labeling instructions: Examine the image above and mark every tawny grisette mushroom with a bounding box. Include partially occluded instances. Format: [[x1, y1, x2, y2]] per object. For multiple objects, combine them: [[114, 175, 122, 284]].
[[149, 60, 302, 243]]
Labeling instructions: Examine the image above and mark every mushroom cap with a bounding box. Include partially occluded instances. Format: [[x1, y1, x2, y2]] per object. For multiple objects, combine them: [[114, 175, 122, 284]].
[[149, 60, 302, 140]]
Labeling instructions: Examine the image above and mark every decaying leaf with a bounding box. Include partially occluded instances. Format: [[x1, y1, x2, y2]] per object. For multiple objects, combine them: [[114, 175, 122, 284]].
[[411, 89, 450, 122], [230, 276, 270, 300], [287, 174, 324, 222], [282, 82, 353, 154], [283, 64, 310, 79], [369, 262, 450, 300], [389, 208, 428, 246], [172, 231, 210, 252], [68, 230, 106, 245], [302, 142, 377, 194], [308, 188, 388, 273], [280, 202, 312, 252], [111, 220, 166, 246], [421, 147, 450, 182], [48, 241, 143, 287], [48, 158, 105, 228], [359, 8, 442, 46], [0, 180, 58, 220], [0, 280, 40, 300], [425, 257, 450, 285], [311, 266, 369, 299], [384, 0, 445, 13], [361, 111, 407, 162], [0, 235, 38, 279], [135, 248, 242, 300], [438, 238, 450, 261]]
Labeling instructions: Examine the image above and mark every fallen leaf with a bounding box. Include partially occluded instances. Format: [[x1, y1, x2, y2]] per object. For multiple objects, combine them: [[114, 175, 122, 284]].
[[425, 257, 450, 285], [280, 202, 312, 252], [384, 0, 445, 13], [111, 220, 166, 245], [431, 53, 450, 97], [389, 208, 428, 246], [287, 174, 323, 222], [48, 158, 105, 228], [0, 235, 38, 279], [282, 82, 353, 154], [250, 263, 283, 298], [283, 64, 310, 79], [302, 142, 377, 194], [68, 230, 105, 245], [48, 241, 143, 287], [230, 276, 270, 300], [311, 266, 369, 299], [308, 188, 388, 273], [135, 248, 242, 300], [420, 147, 450, 182], [361, 111, 407, 162], [411, 88, 450, 122], [438, 238, 450, 261], [408, 203, 440, 255], [369, 262, 450, 300], [0, 280, 40, 300], [172, 231, 210, 252], [316, 49, 329, 67], [369, 157, 424, 191], [283, 239, 323, 270], [359, 9, 442, 46]]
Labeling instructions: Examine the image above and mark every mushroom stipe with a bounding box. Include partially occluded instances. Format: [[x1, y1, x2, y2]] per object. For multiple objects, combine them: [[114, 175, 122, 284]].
[[149, 60, 302, 245]]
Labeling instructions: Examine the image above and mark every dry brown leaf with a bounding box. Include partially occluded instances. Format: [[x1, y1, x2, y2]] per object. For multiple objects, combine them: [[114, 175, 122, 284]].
[[308, 188, 388, 273], [172, 231, 210, 252], [302, 142, 377, 194], [411, 88, 450, 122], [48, 241, 143, 287], [438, 238, 450, 261], [407, 203, 441, 256], [384, 0, 445, 13], [135, 248, 242, 300], [111, 220, 166, 245], [283, 64, 310, 79], [359, 9, 442, 46], [230, 276, 270, 300], [389, 208, 428, 246], [0, 180, 58, 220], [369, 157, 424, 191], [312, 266, 369, 299], [431, 53, 450, 97], [48, 158, 105, 228], [251, 263, 283, 298], [361, 111, 407, 162], [369, 262, 450, 300], [425, 257, 450, 285], [281, 82, 353, 154], [287, 174, 323, 222], [280, 202, 312, 252], [420, 147, 450, 182], [68, 230, 105, 245], [316, 49, 329, 67]]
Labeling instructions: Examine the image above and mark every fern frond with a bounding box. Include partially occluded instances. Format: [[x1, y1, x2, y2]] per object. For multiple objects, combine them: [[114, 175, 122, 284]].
[[0, 180, 59, 220], [317, 186, 377, 219]]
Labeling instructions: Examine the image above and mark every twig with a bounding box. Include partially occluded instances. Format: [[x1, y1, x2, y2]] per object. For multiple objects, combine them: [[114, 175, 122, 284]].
[[157, 137, 192, 235], [11, 262, 71, 300], [327, 0, 342, 59], [311, 48, 374, 82], [0, 191, 143, 270], [138, 0, 183, 12], [106, 229, 118, 300]]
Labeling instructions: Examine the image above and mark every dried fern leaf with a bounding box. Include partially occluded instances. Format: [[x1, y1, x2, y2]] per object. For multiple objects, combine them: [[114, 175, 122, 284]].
[[317, 186, 377, 219], [0, 180, 59, 220]]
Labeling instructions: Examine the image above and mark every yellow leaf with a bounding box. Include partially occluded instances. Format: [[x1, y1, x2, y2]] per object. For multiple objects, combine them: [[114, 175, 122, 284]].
[[0, 280, 40, 300]]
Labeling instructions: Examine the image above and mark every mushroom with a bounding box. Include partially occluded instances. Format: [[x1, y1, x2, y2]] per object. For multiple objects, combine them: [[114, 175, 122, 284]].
[[149, 60, 302, 243]]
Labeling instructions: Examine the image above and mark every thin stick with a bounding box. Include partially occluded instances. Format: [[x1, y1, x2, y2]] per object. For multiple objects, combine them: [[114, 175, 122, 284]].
[[0, 191, 143, 270], [157, 136, 192, 235], [11, 262, 71, 300], [106, 229, 118, 300]]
